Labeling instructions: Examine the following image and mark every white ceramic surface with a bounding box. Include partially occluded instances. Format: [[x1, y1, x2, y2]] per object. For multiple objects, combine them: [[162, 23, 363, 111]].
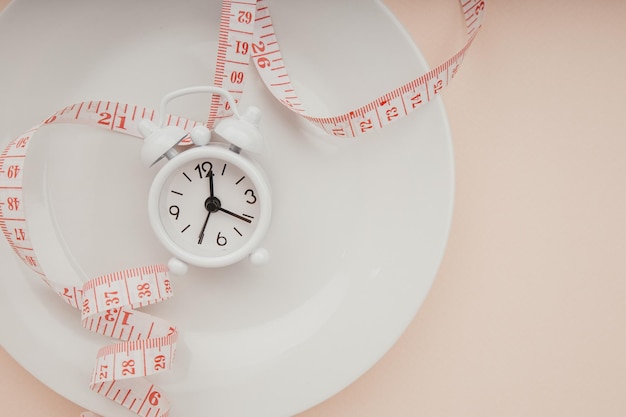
[[0, 1, 453, 416]]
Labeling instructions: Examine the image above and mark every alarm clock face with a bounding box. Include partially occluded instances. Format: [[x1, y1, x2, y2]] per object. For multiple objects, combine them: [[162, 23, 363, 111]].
[[148, 146, 271, 268]]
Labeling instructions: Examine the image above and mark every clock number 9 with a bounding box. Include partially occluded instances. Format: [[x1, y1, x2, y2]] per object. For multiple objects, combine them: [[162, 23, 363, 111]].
[[169, 205, 180, 220]]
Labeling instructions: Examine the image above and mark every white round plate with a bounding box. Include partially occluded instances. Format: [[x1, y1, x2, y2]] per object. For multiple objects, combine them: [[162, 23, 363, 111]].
[[0, 1, 453, 416]]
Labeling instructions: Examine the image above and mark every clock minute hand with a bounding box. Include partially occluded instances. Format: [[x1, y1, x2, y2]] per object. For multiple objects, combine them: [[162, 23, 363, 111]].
[[218, 207, 252, 223], [198, 210, 211, 244]]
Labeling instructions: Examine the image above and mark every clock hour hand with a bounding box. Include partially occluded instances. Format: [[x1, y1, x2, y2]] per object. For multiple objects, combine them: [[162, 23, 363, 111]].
[[218, 207, 252, 223], [208, 170, 215, 198]]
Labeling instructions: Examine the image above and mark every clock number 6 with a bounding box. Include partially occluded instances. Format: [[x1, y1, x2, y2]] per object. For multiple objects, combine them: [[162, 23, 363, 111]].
[[217, 232, 227, 247]]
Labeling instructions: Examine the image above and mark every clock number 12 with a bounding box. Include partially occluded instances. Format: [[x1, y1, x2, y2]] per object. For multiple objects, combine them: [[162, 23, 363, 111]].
[[194, 161, 213, 179]]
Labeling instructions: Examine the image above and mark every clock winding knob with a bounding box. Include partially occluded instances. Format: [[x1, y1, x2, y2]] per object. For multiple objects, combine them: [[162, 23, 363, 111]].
[[139, 119, 188, 166], [214, 106, 265, 154], [190, 125, 211, 146]]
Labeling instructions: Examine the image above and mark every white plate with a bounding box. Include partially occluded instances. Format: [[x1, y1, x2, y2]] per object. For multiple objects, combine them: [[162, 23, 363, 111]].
[[0, 1, 453, 416]]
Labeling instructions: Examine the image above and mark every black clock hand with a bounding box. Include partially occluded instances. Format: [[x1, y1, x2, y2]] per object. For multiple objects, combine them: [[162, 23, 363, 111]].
[[198, 210, 211, 244], [199, 196, 222, 244], [208, 170, 215, 198], [218, 207, 252, 223]]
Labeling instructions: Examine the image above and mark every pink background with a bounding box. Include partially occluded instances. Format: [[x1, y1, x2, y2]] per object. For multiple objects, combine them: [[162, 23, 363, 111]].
[[2, 0, 626, 416]]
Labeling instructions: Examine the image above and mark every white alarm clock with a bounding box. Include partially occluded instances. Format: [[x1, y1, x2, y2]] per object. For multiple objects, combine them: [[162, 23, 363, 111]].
[[138, 86, 271, 275]]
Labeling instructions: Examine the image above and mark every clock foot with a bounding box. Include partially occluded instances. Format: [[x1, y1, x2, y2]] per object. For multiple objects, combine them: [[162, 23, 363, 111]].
[[168, 257, 189, 276], [249, 248, 270, 265]]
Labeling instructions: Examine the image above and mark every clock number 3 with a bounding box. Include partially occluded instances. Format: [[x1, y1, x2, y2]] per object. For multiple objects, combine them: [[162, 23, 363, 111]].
[[245, 189, 257, 204]]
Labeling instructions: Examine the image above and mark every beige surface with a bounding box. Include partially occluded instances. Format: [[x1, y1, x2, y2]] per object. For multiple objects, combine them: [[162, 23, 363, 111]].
[[2, 0, 626, 416]]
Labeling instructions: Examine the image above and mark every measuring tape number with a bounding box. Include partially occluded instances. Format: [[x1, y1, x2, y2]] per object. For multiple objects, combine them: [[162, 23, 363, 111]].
[[0, 1, 486, 416]]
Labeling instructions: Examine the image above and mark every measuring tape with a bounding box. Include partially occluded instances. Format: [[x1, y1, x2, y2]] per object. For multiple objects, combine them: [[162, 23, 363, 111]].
[[0, 102, 203, 417], [0, 1, 485, 416], [207, 0, 258, 128], [208, 0, 485, 137]]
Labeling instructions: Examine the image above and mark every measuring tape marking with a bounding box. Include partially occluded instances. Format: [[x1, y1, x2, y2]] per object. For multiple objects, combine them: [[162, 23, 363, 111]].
[[300, 30, 478, 137], [81, 264, 172, 315], [91, 333, 177, 383], [92, 379, 170, 417], [208, 0, 258, 127], [250, 2, 305, 114]]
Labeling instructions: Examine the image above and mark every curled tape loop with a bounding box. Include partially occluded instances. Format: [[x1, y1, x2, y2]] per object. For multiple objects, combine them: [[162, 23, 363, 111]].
[[0, 102, 198, 417]]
